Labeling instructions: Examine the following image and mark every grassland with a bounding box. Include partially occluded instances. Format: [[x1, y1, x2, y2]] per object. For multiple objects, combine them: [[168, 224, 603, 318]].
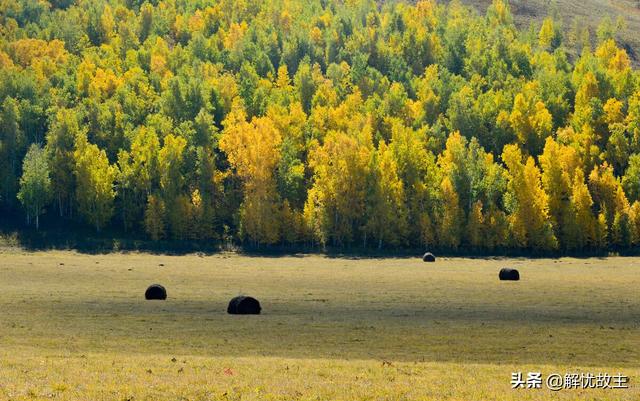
[[0, 249, 638, 400]]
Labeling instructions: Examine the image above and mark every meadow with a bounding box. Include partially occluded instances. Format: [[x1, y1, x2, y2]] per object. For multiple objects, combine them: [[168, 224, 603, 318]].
[[0, 249, 638, 400]]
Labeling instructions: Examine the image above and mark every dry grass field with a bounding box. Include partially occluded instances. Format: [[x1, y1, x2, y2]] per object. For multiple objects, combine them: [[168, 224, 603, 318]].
[[0, 249, 638, 400]]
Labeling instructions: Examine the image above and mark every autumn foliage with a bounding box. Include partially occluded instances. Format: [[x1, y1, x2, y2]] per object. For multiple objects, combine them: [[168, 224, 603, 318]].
[[1, 0, 640, 252]]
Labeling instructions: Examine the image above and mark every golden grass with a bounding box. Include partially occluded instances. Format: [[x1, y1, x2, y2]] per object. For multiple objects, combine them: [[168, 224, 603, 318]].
[[0, 250, 638, 400]]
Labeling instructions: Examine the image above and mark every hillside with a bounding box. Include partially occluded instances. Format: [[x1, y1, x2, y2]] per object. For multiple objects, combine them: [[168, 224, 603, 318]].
[[1, 0, 640, 253], [456, 0, 640, 62]]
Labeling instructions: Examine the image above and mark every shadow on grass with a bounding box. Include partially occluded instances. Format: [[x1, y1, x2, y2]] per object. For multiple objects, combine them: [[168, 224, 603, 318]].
[[4, 297, 638, 366], [0, 210, 626, 259]]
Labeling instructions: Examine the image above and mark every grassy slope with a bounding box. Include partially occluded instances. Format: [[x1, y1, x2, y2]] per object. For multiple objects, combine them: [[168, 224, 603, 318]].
[[0, 250, 638, 400], [452, 0, 640, 62]]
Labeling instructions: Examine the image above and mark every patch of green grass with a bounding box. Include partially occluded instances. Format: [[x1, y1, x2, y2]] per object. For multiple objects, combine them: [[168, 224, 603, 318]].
[[0, 250, 638, 400]]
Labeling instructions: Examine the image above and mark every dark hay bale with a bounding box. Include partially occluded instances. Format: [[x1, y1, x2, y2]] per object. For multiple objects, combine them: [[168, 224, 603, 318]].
[[227, 296, 261, 315], [422, 252, 436, 262], [145, 284, 167, 300], [499, 268, 520, 281]]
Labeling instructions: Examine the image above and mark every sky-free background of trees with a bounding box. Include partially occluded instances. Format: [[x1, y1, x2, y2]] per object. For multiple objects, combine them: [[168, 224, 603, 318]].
[[1, 0, 640, 252]]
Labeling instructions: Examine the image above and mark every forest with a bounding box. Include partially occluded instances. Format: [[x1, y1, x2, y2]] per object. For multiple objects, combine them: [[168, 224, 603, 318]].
[[1, 0, 640, 252]]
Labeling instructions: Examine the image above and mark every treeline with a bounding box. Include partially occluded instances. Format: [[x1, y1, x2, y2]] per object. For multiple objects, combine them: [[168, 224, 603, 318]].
[[1, 0, 640, 252]]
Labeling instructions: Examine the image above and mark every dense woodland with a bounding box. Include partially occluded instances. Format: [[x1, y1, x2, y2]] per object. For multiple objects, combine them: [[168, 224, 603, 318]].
[[1, 0, 640, 252]]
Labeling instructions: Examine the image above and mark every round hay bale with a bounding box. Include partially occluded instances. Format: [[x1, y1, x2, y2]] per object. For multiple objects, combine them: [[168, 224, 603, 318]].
[[499, 268, 520, 281], [227, 296, 261, 315], [422, 252, 436, 262], [145, 284, 167, 300]]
